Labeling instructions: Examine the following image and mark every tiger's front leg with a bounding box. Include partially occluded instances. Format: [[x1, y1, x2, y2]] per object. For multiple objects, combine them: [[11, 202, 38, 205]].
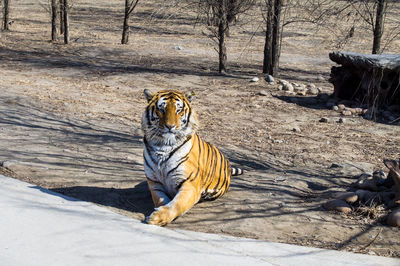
[[146, 181, 201, 226], [146, 179, 171, 208]]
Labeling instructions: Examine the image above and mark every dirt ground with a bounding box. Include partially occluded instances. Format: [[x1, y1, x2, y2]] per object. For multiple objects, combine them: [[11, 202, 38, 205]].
[[1, 0, 399, 257]]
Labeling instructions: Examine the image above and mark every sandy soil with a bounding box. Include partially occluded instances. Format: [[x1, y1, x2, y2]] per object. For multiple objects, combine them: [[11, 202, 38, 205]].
[[0, 0, 399, 257]]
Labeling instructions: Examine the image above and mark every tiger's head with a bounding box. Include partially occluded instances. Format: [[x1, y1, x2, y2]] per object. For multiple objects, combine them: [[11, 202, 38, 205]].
[[142, 89, 198, 146]]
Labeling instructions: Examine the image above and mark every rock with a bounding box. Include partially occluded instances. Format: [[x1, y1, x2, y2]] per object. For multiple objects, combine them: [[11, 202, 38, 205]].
[[387, 207, 400, 227], [323, 199, 352, 213], [353, 107, 363, 115], [330, 163, 344, 168], [2, 160, 20, 168], [278, 79, 288, 85], [329, 51, 400, 110], [335, 192, 358, 204], [258, 90, 268, 96], [317, 75, 325, 81], [292, 127, 301, 133], [338, 118, 345, 123], [250, 77, 259, 82], [307, 86, 319, 95], [265, 75, 275, 83], [332, 105, 339, 111], [174, 46, 183, 50], [319, 117, 329, 123], [296, 90, 307, 96], [283, 83, 294, 92], [338, 104, 346, 110], [342, 110, 353, 116], [307, 83, 316, 89], [277, 85, 283, 91]]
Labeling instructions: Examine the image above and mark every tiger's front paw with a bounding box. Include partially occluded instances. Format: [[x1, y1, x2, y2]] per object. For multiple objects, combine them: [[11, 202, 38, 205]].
[[145, 206, 174, 226]]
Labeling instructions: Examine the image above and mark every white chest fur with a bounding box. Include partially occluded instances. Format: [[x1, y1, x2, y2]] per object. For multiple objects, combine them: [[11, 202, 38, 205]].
[[143, 138, 192, 197]]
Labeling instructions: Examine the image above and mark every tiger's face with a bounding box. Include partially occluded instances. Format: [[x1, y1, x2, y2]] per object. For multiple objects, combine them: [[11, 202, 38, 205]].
[[142, 89, 198, 145]]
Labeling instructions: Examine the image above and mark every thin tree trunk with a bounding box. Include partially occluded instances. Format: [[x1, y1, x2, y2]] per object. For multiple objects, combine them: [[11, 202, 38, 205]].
[[59, 0, 64, 35], [2, 0, 10, 31], [271, 0, 282, 74], [63, 0, 69, 44], [51, 0, 57, 42], [121, 0, 130, 44], [218, 0, 227, 73], [263, 0, 274, 74], [372, 0, 385, 54]]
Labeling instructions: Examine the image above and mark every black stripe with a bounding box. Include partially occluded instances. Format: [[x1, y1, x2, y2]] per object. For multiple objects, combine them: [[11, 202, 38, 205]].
[[162, 135, 192, 164], [144, 156, 156, 173], [167, 156, 189, 176], [212, 149, 225, 191], [203, 145, 218, 192], [146, 106, 152, 126], [143, 138, 157, 164]]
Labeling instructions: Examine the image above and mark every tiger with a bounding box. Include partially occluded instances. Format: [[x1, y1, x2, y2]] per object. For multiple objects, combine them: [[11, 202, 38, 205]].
[[141, 89, 243, 226]]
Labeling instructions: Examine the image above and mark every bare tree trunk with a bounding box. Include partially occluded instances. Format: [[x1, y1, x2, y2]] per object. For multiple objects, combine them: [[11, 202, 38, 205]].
[[2, 0, 10, 31], [121, 0, 130, 44], [59, 0, 64, 34], [51, 0, 57, 42], [63, 0, 69, 44], [271, 0, 282, 74], [372, 0, 385, 54], [263, 0, 282, 75], [121, 0, 139, 44], [263, 0, 273, 74], [218, 0, 228, 73]]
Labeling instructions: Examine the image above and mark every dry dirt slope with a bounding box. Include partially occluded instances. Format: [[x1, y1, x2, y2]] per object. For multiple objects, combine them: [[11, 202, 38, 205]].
[[0, 0, 399, 258]]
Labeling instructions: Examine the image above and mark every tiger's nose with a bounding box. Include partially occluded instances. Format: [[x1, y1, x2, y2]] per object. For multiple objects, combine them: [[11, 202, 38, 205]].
[[165, 124, 176, 131]]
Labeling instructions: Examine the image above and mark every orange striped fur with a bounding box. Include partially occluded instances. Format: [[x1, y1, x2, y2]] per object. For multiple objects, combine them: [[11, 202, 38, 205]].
[[141, 89, 241, 226]]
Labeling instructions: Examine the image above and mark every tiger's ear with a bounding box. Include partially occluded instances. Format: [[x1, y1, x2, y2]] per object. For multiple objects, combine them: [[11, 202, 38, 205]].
[[186, 91, 195, 102], [144, 89, 153, 102]]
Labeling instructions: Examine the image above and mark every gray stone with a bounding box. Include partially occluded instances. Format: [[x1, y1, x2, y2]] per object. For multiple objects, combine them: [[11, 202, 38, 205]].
[[387, 207, 400, 227], [278, 79, 288, 85], [330, 163, 344, 168], [258, 90, 268, 96], [319, 117, 329, 123], [283, 83, 294, 92], [332, 105, 339, 111], [338, 118, 345, 123], [2, 160, 20, 168], [265, 75, 274, 83], [292, 127, 301, 133], [307, 86, 319, 95], [250, 77, 259, 83], [342, 110, 353, 116], [296, 90, 307, 96]]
